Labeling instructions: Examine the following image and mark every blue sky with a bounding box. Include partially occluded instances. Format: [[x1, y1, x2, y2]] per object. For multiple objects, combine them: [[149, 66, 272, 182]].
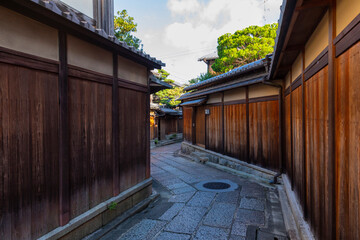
[[115, 0, 283, 84]]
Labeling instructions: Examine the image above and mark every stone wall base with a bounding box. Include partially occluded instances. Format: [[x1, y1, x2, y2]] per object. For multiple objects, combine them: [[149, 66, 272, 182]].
[[39, 178, 153, 240], [180, 142, 277, 182]]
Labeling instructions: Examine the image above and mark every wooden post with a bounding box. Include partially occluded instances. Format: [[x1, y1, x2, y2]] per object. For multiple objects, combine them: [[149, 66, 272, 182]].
[[222, 92, 225, 154], [58, 31, 70, 226], [146, 70, 151, 179], [301, 49, 308, 220], [112, 53, 120, 196], [245, 87, 250, 163], [290, 69, 294, 190], [328, 1, 336, 239]]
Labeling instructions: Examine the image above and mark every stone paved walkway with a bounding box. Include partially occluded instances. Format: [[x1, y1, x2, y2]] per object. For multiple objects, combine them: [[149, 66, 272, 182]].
[[99, 143, 288, 240]]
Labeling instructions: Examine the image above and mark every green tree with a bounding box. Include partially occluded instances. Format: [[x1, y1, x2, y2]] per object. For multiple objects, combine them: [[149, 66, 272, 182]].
[[188, 72, 214, 85], [212, 23, 278, 73], [114, 10, 141, 49], [157, 69, 174, 84], [155, 87, 184, 108]]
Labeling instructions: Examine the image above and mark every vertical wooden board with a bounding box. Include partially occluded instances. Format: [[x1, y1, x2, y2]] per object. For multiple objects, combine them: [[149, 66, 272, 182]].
[[42, 72, 60, 234], [239, 104, 247, 160], [30, 70, 46, 238], [285, 95, 291, 178], [195, 106, 205, 147], [348, 42, 360, 240], [262, 102, 268, 168], [0, 63, 11, 240], [335, 50, 350, 240], [249, 103, 254, 163], [10, 66, 32, 239], [182, 107, 192, 142], [69, 78, 90, 219]]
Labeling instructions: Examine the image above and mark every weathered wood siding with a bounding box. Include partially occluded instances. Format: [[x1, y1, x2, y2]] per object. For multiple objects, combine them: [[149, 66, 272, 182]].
[[304, 66, 329, 238], [335, 42, 360, 240], [249, 100, 280, 171], [0, 47, 151, 239], [0, 62, 60, 239], [224, 104, 247, 160], [206, 105, 223, 153], [195, 106, 205, 147], [285, 94, 292, 180], [182, 107, 192, 142]]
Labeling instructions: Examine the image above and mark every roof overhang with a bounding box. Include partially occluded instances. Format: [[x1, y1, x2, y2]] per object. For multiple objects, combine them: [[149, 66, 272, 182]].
[[180, 98, 207, 107], [269, 0, 329, 79], [180, 73, 267, 101], [150, 75, 172, 94]]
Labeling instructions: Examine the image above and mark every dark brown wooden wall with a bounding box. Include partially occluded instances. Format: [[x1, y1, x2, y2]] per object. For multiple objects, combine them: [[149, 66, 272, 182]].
[[335, 42, 360, 240], [224, 104, 247, 160], [284, 41, 360, 240], [0, 46, 150, 239], [206, 105, 223, 153], [249, 100, 280, 171], [0, 62, 60, 239], [159, 116, 182, 140], [195, 106, 205, 147], [182, 107, 192, 142]]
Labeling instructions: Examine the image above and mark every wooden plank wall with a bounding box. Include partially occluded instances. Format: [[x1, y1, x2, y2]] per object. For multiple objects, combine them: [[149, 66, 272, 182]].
[[335, 42, 360, 240], [182, 107, 192, 142], [284, 42, 360, 240], [304, 66, 329, 239], [195, 106, 205, 147], [224, 104, 247, 160], [249, 100, 280, 171], [0, 62, 60, 239], [206, 105, 223, 153], [0, 47, 150, 239], [159, 116, 182, 140]]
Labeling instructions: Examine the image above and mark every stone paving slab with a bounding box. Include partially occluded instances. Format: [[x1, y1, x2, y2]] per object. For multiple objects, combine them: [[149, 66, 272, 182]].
[[231, 222, 247, 236], [235, 209, 265, 226], [194, 226, 230, 240], [164, 206, 207, 234], [186, 192, 216, 207], [119, 219, 166, 240], [203, 202, 237, 228], [154, 232, 191, 240], [215, 191, 240, 204], [172, 186, 196, 195], [239, 197, 265, 211], [158, 203, 185, 221], [168, 192, 195, 203]]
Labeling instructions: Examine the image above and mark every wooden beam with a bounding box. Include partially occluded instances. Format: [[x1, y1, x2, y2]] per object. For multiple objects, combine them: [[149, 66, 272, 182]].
[[283, 44, 304, 52], [145, 70, 151, 179], [112, 53, 120, 195], [58, 31, 70, 226], [290, 69, 294, 190], [295, 0, 329, 11], [328, 1, 336, 239], [246, 87, 250, 163]]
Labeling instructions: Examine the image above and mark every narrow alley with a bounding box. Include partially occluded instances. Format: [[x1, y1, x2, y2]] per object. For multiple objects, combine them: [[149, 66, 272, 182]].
[[90, 143, 288, 240]]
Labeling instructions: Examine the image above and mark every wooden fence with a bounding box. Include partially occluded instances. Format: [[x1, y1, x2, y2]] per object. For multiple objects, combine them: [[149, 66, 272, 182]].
[[0, 41, 150, 239]]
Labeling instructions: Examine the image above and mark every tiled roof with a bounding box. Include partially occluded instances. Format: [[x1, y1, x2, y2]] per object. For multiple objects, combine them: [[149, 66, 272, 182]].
[[198, 52, 218, 61], [29, 0, 165, 67], [184, 56, 271, 91]]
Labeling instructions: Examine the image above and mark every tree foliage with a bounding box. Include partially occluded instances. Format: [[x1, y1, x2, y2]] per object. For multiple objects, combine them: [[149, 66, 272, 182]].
[[154, 70, 183, 108], [114, 10, 142, 49], [212, 23, 278, 73], [188, 72, 214, 85]]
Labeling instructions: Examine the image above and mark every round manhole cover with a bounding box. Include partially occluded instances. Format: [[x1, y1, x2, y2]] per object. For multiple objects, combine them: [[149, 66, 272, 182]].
[[195, 179, 238, 192], [203, 182, 231, 190]]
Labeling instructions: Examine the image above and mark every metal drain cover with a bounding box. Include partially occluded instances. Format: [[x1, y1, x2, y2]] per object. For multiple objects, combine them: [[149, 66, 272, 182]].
[[195, 179, 238, 192], [203, 182, 231, 190]]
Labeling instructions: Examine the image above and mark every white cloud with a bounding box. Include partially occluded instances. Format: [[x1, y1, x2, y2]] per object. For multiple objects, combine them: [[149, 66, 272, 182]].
[[167, 0, 201, 15]]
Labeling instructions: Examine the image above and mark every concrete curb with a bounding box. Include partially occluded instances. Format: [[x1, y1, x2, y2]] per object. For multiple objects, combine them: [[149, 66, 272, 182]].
[[279, 175, 315, 240], [84, 191, 160, 240], [180, 142, 277, 183], [39, 178, 153, 240]]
